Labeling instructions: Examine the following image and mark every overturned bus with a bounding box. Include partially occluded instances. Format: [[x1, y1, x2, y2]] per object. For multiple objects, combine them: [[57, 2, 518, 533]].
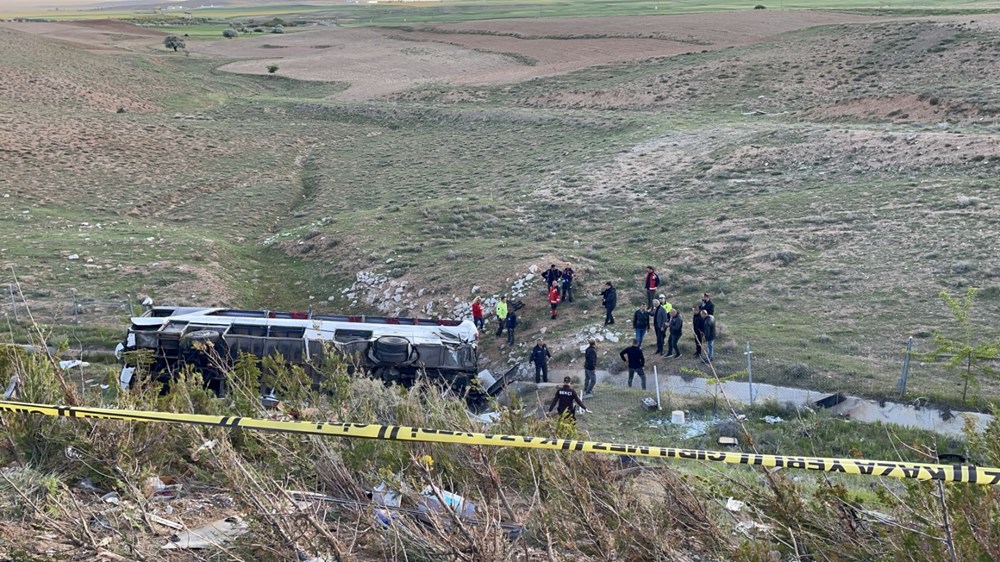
[[115, 306, 509, 403]]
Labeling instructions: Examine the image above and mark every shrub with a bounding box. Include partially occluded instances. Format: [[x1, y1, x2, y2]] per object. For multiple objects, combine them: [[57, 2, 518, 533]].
[[271, 25, 285, 34], [163, 35, 185, 52], [754, 4, 767, 8], [222, 28, 238, 39], [267, 64, 279, 75]]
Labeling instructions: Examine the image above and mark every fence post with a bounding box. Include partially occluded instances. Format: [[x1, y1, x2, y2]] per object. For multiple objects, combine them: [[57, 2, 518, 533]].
[[745, 341, 754, 408], [898, 336, 913, 399], [8, 284, 15, 322], [653, 365, 661, 410]]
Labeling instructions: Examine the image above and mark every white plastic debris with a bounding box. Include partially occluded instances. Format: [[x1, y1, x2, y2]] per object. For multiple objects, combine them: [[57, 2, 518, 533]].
[[725, 497, 745, 512], [763, 416, 784, 424]]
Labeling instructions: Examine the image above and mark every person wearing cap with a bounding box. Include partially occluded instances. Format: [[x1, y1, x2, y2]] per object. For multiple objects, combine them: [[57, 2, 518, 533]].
[[530, 339, 552, 383], [583, 339, 597, 398], [619, 339, 646, 389], [601, 281, 617, 325], [548, 376, 586, 420], [494, 296, 508, 338], [651, 299, 668, 355]]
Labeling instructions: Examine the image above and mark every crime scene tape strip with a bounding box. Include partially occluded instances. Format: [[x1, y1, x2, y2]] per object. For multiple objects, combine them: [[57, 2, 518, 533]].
[[1, 400, 998, 484]]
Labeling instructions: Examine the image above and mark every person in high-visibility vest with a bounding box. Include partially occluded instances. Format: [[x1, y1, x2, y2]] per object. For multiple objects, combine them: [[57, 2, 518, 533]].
[[494, 296, 508, 338]]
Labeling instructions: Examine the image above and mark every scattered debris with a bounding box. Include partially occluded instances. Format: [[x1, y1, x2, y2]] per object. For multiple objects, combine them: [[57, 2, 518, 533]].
[[58, 360, 89, 370], [67, 254, 79, 260], [190, 440, 218, 461], [148, 513, 184, 531], [372, 482, 401, 526], [3, 375, 21, 400], [725, 497, 745, 512], [100, 492, 120, 505], [144, 476, 182, 500], [643, 397, 659, 411], [718, 436, 739, 446], [763, 415, 784, 424], [417, 486, 476, 525], [161, 516, 248, 549]]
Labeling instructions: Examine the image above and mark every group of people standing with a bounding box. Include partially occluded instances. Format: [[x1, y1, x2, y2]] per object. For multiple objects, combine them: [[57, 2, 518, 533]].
[[469, 264, 719, 398], [629, 290, 716, 362]]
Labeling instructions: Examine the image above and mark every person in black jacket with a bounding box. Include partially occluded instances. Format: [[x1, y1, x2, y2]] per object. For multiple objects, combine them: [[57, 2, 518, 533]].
[[700, 309, 716, 363], [699, 292, 715, 316], [583, 339, 597, 397], [544, 264, 562, 292], [619, 339, 646, 389], [530, 339, 552, 383], [561, 266, 575, 303], [632, 304, 649, 346], [548, 376, 586, 420], [505, 310, 518, 345], [601, 281, 617, 325], [667, 308, 683, 359], [651, 299, 668, 355], [691, 305, 705, 359]]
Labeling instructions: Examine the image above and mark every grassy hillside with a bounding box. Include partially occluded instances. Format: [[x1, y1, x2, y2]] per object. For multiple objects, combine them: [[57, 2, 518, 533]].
[[3, 14, 1000, 409]]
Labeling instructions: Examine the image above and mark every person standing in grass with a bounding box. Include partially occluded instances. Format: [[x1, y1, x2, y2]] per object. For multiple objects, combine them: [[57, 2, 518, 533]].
[[652, 299, 668, 355], [601, 281, 617, 325], [548, 376, 587, 421], [632, 304, 649, 346], [700, 309, 716, 363], [495, 296, 508, 338], [561, 265, 575, 303], [471, 297, 484, 332], [667, 308, 683, 359], [691, 305, 705, 359], [619, 339, 647, 390], [530, 339, 552, 384], [544, 264, 562, 292], [699, 292, 715, 316], [548, 284, 561, 319], [644, 266, 660, 310], [583, 339, 597, 398], [505, 308, 518, 345]]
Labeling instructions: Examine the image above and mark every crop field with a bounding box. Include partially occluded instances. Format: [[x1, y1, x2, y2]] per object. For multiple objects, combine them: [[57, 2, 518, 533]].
[[2, 6, 1000, 409]]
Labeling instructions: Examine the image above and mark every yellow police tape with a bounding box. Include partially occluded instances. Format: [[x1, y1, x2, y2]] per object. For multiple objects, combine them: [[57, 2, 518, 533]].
[[1, 400, 997, 484]]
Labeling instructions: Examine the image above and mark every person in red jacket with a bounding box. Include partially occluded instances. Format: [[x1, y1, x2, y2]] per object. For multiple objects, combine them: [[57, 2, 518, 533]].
[[644, 266, 660, 310], [548, 284, 561, 319], [471, 296, 484, 332]]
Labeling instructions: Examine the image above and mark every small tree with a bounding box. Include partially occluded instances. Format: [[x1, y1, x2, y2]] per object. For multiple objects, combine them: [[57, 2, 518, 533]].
[[266, 64, 279, 75], [930, 288, 1000, 402], [163, 35, 185, 52], [222, 29, 238, 39]]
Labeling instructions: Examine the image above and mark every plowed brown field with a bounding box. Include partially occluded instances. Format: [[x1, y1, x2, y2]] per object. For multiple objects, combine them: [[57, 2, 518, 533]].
[[197, 10, 890, 99]]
